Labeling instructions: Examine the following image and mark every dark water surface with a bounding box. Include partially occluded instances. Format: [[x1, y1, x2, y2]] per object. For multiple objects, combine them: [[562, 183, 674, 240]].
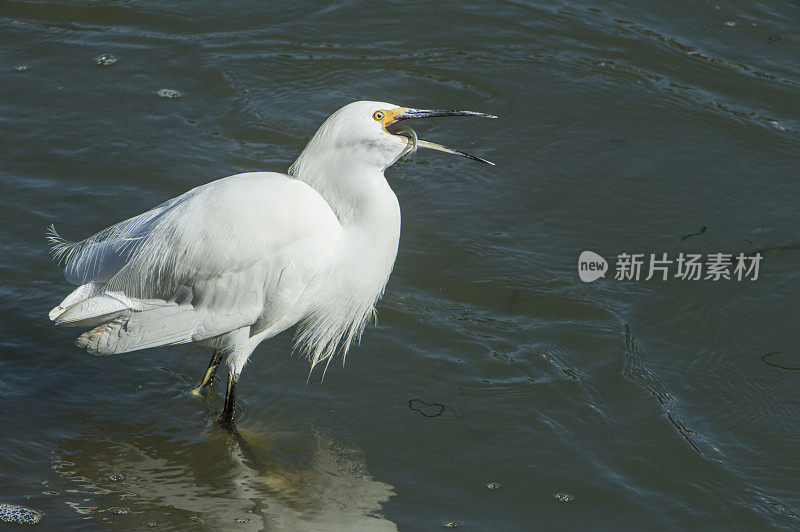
[[2, 0, 799, 529]]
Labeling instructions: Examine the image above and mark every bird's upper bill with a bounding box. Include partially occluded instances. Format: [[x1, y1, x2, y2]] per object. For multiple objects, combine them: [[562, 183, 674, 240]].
[[376, 106, 497, 165]]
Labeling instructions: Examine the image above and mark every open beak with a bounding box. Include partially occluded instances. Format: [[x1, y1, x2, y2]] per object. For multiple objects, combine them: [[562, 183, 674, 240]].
[[388, 107, 497, 166]]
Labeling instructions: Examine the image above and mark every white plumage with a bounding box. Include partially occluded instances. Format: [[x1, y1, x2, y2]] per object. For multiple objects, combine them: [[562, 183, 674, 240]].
[[48, 100, 495, 424]]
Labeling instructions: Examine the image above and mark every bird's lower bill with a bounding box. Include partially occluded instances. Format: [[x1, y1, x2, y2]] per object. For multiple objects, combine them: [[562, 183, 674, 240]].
[[388, 126, 494, 166]]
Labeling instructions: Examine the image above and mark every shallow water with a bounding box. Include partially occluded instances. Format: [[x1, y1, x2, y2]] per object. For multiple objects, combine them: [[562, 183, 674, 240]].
[[2, 0, 800, 529]]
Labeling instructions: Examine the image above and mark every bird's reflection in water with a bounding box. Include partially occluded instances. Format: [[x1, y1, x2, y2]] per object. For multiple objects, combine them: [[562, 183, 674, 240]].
[[51, 422, 396, 530]]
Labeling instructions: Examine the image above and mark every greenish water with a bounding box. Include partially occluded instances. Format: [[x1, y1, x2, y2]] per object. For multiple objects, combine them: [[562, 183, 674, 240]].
[[2, 0, 800, 529]]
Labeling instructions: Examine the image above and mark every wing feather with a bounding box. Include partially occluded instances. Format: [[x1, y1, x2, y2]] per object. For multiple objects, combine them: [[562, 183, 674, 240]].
[[49, 172, 341, 354]]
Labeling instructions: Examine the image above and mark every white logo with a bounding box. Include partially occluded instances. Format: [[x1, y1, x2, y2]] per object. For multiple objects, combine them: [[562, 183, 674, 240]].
[[578, 251, 608, 282]]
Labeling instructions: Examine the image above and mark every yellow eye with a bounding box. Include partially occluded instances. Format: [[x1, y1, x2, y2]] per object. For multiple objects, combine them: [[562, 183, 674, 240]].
[[373, 110, 385, 121]]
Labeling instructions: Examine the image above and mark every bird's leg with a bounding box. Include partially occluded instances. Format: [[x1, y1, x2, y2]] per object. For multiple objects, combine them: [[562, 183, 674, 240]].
[[216, 331, 252, 429], [191, 349, 224, 396], [220, 371, 239, 428]]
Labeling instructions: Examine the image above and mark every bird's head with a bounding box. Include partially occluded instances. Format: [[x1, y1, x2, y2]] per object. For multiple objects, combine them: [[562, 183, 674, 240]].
[[289, 101, 496, 180]]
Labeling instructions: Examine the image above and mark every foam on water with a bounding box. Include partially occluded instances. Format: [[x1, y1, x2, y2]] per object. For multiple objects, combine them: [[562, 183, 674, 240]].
[[95, 54, 118, 67], [0, 503, 43, 525], [157, 89, 182, 99]]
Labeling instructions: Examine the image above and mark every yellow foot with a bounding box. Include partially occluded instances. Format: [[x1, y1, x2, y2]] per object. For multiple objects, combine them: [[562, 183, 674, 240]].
[[191, 364, 219, 396]]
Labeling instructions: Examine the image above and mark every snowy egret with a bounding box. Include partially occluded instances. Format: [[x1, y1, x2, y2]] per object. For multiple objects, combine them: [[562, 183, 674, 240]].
[[48, 100, 496, 425]]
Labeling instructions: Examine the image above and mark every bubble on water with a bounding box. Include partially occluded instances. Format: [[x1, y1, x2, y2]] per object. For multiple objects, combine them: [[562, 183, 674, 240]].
[[554, 492, 574, 503], [0, 503, 43, 524], [724, 21, 736, 27], [157, 89, 182, 99], [107, 473, 124, 482], [234, 517, 250, 523], [95, 54, 118, 67], [147, 522, 158, 527], [107, 507, 129, 515], [442, 521, 461, 528], [486, 482, 501, 489], [14, 65, 29, 72]]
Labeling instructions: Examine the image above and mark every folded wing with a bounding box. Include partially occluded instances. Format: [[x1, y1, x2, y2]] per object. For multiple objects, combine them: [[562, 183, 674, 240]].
[[49, 172, 340, 355]]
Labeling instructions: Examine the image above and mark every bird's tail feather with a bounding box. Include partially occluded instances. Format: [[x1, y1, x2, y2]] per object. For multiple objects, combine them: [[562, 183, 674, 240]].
[[75, 304, 200, 355], [49, 282, 105, 322], [50, 282, 205, 355]]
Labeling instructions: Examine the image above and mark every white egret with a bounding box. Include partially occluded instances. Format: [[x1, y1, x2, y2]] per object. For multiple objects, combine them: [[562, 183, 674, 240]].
[[48, 101, 496, 425]]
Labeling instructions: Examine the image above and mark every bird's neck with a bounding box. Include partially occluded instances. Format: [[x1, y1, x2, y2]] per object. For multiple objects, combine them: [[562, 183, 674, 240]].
[[288, 150, 395, 226], [287, 141, 402, 372]]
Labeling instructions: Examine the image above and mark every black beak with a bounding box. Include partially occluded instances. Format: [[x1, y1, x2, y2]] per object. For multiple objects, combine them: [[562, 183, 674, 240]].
[[391, 107, 497, 165], [395, 108, 498, 120]]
